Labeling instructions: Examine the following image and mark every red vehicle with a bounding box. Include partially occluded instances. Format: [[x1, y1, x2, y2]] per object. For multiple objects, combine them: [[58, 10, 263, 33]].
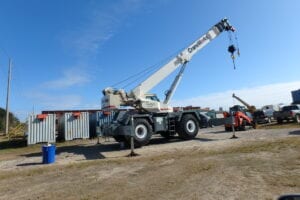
[[223, 105, 256, 131]]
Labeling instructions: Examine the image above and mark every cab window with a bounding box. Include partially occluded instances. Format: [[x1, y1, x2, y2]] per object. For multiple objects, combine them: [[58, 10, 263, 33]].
[[146, 96, 160, 102]]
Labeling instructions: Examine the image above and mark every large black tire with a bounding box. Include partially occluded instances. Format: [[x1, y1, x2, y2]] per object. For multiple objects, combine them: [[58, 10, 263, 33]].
[[177, 114, 199, 140], [126, 118, 153, 147], [277, 118, 283, 124]]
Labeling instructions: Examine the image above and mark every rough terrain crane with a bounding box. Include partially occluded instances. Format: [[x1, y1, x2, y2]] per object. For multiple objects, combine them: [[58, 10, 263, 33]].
[[101, 18, 236, 147]]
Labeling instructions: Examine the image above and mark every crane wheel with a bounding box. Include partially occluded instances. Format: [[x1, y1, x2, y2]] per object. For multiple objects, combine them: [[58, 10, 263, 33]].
[[126, 118, 153, 147], [177, 114, 199, 140]]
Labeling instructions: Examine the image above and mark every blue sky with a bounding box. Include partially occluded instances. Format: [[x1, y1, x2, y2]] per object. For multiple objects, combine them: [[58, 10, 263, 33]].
[[0, 0, 300, 121]]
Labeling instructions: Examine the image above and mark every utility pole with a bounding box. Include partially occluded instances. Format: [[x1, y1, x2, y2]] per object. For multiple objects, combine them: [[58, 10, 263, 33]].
[[5, 58, 12, 139]]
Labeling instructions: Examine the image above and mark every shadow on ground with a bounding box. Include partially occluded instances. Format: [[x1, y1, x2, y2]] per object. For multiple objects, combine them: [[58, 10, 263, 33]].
[[149, 136, 217, 146], [0, 138, 27, 150], [21, 143, 124, 160], [207, 130, 227, 134], [20, 135, 219, 162], [289, 130, 300, 135], [16, 162, 42, 167]]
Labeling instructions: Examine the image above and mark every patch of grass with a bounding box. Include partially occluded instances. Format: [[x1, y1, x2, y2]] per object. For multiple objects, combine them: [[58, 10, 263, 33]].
[[1, 136, 299, 184], [211, 137, 300, 155], [0, 140, 42, 159], [0, 154, 135, 180], [0, 138, 27, 149], [264, 175, 300, 188], [257, 122, 300, 129], [186, 162, 214, 174]]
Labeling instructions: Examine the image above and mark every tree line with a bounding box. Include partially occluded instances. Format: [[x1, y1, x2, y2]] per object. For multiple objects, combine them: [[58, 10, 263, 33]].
[[0, 107, 20, 132]]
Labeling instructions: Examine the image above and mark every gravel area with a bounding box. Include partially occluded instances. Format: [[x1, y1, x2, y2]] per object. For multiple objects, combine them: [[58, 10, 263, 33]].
[[0, 126, 299, 171]]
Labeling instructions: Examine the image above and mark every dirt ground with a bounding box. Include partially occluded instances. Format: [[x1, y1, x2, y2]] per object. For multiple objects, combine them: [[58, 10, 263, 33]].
[[0, 126, 300, 200]]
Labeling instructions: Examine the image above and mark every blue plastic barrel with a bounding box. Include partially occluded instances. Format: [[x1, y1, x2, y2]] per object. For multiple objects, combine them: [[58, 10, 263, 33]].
[[42, 144, 56, 164]]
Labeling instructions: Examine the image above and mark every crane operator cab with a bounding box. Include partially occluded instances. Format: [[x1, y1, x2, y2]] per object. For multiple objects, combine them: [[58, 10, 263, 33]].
[[101, 88, 173, 113], [140, 94, 173, 113], [145, 94, 160, 102]]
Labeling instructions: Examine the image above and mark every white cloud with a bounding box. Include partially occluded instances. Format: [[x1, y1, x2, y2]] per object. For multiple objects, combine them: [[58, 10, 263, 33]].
[[43, 68, 90, 89], [52, 1, 148, 91], [63, 0, 146, 57], [171, 81, 300, 110]]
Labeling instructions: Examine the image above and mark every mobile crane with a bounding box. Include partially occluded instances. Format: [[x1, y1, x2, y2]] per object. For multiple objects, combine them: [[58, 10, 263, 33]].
[[101, 18, 236, 147]]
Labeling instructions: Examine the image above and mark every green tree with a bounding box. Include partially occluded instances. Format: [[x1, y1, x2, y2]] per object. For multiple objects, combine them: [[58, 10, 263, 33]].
[[0, 107, 20, 132]]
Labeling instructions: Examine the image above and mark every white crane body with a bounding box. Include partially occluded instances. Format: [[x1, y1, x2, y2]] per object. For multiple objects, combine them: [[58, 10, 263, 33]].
[[102, 18, 234, 113], [100, 18, 236, 147]]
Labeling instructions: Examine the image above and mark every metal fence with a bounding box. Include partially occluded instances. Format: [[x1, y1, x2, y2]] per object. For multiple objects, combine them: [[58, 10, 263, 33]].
[[27, 114, 56, 145]]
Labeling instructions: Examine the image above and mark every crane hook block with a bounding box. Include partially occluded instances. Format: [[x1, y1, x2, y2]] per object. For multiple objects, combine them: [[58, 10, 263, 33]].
[[228, 45, 236, 54], [228, 45, 237, 70]]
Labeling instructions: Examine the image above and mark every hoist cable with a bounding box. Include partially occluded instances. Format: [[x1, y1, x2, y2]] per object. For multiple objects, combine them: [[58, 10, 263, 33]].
[[122, 67, 159, 89], [112, 47, 185, 89], [234, 32, 240, 56], [112, 64, 159, 88]]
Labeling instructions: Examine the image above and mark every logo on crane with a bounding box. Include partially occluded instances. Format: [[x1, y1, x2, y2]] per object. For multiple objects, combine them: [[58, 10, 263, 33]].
[[187, 33, 212, 54]]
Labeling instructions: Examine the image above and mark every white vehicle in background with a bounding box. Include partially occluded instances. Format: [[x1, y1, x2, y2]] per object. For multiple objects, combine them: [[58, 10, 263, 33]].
[[252, 104, 280, 124], [262, 104, 280, 114], [261, 104, 280, 120]]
